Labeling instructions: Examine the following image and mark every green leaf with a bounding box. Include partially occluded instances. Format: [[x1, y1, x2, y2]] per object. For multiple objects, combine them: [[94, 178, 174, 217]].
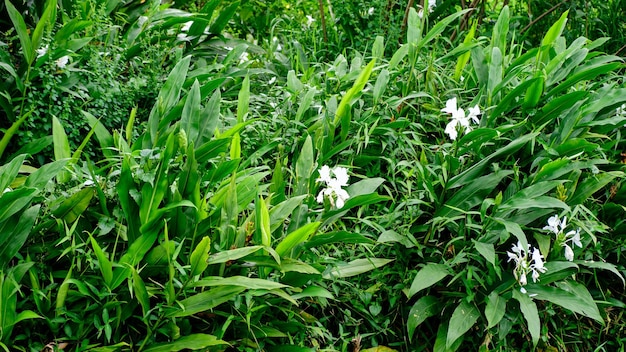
[[180, 79, 202, 145], [0, 154, 26, 192], [408, 263, 450, 298], [407, 296, 440, 341], [208, 246, 264, 265], [51, 187, 94, 224], [275, 222, 320, 258], [0, 205, 39, 269], [485, 291, 506, 329], [291, 286, 334, 300], [131, 268, 150, 317], [90, 236, 113, 288], [189, 236, 211, 278], [334, 59, 376, 126], [473, 241, 496, 267], [323, 258, 393, 279], [168, 285, 244, 317], [194, 276, 289, 290], [148, 56, 191, 144], [0, 188, 37, 223], [295, 135, 314, 196], [208, 1, 239, 35], [305, 231, 374, 248], [5, 0, 33, 65], [577, 260, 625, 287], [526, 281, 603, 323], [237, 75, 249, 123], [143, 334, 229, 352], [446, 300, 480, 349], [255, 194, 272, 248], [512, 289, 540, 347]]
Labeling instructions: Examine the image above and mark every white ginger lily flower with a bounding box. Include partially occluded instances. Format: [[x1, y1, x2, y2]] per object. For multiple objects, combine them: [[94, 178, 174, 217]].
[[507, 241, 547, 289], [316, 165, 350, 208], [305, 15, 316, 27], [543, 214, 583, 261], [36, 45, 48, 58], [441, 98, 481, 141], [56, 55, 70, 69]]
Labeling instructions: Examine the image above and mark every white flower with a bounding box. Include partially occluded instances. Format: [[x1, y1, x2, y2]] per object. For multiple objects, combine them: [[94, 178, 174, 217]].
[[316, 165, 350, 209], [56, 55, 70, 69], [306, 15, 316, 27], [441, 98, 481, 141], [507, 241, 547, 287], [36, 45, 48, 58], [3, 187, 11, 194], [316, 165, 332, 183], [268, 77, 277, 85], [427, 0, 437, 12], [543, 215, 583, 261], [367, 7, 375, 16], [616, 103, 626, 117]]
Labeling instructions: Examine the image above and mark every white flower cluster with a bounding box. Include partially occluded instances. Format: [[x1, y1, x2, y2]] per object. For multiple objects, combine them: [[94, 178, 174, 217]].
[[617, 103, 626, 118], [507, 241, 547, 291], [417, 0, 437, 18], [316, 165, 350, 209], [441, 97, 481, 141], [543, 215, 582, 261]]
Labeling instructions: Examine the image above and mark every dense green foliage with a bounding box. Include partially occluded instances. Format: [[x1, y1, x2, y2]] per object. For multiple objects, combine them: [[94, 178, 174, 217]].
[[0, 0, 625, 351]]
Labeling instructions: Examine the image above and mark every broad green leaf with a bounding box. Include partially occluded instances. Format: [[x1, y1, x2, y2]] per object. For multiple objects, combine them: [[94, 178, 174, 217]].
[[372, 35, 384, 61], [491, 6, 509, 57], [499, 196, 569, 211], [291, 286, 334, 300], [194, 276, 289, 290], [52, 116, 71, 183], [148, 56, 191, 144], [208, 246, 264, 265], [0, 188, 37, 223], [407, 296, 440, 341], [51, 187, 94, 224], [168, 285, 244, 317], [275, 222, 320, 258], [446, 301, 480, 348], [0, 205, 39, 269], [139, 132, 178, 224], [295, 88, 316, 122], [132, 269, 150, 317], [526, 281, 603, 323], [236, 75, 249, 123], [295, 135, 314, 196], [5, 0, 33, 65], [577, 260, 625, 287], [454, 20, 477, 81], [255, 194, 271, 247], [305, 231, 374, 248], [208, 1, 239, 34], [189, 236, 211, 278], [24, 160, 67, 189], [512, 289, 540, 347], [143, 334, 228, 352], [280, 259, 321, 274], [0, 154, 26, 192], [418, 9, 471, 53], [269, 195, 307, 233], [408, 263, 449, 298], [473, 241, 496, 267], [323, 258, 393, 279], [485, 291, 506, 329], [31, 0, 56, 58], [334, 59, 375, 126], [181, 79, 202, 145], [90, 236, 113, 288], [373, 69, 390, 105], [539, 11, 569, 63], [569, 172, 619, 205]]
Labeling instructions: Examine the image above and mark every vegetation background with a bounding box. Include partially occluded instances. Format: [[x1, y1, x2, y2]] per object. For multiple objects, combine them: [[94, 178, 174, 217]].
[[0, 0, 625, 351]]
